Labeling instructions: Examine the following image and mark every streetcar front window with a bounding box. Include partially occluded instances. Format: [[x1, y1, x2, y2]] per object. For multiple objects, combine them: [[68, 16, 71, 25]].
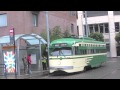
[[50, 47, 72, 56]]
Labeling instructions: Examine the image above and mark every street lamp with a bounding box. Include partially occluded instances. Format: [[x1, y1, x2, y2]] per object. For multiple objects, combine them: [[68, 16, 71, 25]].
[[45, 11, 50, 70]]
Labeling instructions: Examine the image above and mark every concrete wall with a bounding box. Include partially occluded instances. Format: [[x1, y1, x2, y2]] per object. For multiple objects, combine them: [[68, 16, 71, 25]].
[[77, 11, 118, 57], [108, 11, 117, 57], [77, 11, 84, 37]]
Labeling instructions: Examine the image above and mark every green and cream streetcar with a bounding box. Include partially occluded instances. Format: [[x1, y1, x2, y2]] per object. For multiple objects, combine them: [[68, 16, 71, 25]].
[[49, 37, 107, 74]]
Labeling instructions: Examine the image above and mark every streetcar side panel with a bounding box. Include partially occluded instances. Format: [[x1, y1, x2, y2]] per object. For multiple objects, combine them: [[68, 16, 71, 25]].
[[49, 56, 88, 73], [88, 53, 107, 67]]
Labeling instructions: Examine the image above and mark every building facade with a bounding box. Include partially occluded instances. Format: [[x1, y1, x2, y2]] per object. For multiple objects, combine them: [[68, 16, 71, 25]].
[[77, 11, 120, 57], [0, 11, 78, 37]]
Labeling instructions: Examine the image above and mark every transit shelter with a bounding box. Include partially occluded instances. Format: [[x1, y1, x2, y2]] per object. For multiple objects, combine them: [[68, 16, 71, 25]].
[[0, 33, 47, 76]]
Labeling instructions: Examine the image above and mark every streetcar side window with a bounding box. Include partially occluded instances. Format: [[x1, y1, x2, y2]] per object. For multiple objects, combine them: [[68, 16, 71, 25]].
[[74, 43, 106, 55]]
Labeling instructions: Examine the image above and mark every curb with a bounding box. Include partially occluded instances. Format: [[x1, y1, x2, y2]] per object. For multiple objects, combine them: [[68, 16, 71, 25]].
[[0, 70, 49, 79]]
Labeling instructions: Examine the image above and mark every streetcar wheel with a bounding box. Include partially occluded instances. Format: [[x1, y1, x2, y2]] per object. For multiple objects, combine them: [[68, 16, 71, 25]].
[[84, 66, 91, 72], [83, 66, 87, 72]]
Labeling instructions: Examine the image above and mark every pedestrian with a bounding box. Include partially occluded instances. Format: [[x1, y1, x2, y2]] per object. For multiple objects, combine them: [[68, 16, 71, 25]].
[[43, 46, 48, 69], [22, 56, 28, 74], [42, 56, 47, 70], [27, 54, 32, 74]]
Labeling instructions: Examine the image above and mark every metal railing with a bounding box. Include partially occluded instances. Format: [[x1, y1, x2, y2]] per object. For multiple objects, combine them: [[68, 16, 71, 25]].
[[0, 64, 7, 79]]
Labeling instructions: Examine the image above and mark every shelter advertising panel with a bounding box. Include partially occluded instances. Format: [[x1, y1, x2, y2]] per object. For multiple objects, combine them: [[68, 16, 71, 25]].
[[31, 54, 37, 64], [3, 51, 16, 73]]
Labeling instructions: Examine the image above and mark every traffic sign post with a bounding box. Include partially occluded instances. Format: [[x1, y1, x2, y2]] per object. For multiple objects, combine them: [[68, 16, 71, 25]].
[[9, 28, 14, 44], [9, 28, 17, 79]]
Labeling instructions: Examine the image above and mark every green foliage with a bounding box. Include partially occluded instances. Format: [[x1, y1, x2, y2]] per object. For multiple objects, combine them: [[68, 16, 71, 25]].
[[40, 26, 77, 53], [63, 29, 71, 38], [115, 32, 120, 44], [40, 26, 62, 53], [50, 26, 62, 42], [40, 30, 47, 53], [40, 30, 47, 41], [89, 32, 104, 41]]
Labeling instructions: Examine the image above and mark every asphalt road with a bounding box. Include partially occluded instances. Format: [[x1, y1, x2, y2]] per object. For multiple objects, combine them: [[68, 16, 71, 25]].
[[30, 58, 120, 79]]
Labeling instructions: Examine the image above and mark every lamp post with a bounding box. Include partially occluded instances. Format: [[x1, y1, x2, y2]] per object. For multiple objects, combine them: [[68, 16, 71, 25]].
[[45, 11, 50, 70]]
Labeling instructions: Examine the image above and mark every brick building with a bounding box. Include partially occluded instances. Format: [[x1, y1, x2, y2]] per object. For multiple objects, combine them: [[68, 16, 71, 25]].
[[0, 11, 78, 37]]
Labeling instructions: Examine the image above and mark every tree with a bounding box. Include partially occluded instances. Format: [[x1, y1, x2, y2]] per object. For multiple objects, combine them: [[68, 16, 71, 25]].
[[115, 32, 120, 44], [88, 32, 104, 41], [115, 32, 120, 56], [40, 30, 47, 55], [40, 30, 47, 41], [63, 29, 71, 38], [50, 26, 62, 42], [40, 26, 63, 54]]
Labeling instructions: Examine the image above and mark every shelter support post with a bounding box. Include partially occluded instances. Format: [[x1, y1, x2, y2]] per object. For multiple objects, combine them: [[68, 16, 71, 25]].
[[39, 39, 43, 71], [0, 44, 4, 75], [17, 39, 20, 76]]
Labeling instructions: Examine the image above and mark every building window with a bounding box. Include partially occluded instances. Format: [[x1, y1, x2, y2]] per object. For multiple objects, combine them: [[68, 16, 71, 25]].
[[94, 24, 98, 32], [0, 14, 7, 27], [99, 24, 104, 33], [85, 23, 109, 34], [69, 11, 76, 16], [76, 12, 78, 19], [115, 22, 119, 32], [114, 11, 120, 15], [106, 43, 110, 52], [84, 25, 87, 36], [32, 14, 38, 27], [104, 39, 109, 43], [77, 26, 79, 31], [89, 25, 94, 33], [84, 11, 108, 17], [105, 23, 109, 33], [77, 26, 79, 36], [71, 24, 74, 33]]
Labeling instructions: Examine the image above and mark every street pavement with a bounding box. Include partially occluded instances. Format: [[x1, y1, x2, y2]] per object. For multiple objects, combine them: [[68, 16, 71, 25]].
[[1, 57, 120, 79], [0, 70, 49, 79]]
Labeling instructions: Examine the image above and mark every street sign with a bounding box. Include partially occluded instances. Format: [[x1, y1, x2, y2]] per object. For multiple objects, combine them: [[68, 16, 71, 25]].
[[9, 28, 15, 44]]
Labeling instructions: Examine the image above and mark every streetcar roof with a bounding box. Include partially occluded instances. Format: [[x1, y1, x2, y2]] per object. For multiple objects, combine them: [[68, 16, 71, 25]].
[[50, 37, 106, 48]]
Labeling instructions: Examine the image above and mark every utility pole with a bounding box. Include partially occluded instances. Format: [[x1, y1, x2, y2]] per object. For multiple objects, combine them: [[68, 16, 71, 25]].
[[45, 11, 50, 70], [84, 11, 89, 37]]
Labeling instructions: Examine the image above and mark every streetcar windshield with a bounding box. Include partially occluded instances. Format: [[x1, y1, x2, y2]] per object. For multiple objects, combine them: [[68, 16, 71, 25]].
[[50, 47, 72, 56]]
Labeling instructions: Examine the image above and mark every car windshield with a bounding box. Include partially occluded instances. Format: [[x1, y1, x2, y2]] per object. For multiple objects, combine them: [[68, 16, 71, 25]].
[[50, 47, 72, 56]]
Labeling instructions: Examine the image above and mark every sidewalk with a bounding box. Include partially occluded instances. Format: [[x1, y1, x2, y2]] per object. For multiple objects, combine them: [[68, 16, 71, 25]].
[[0, 70, 49, 79]]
